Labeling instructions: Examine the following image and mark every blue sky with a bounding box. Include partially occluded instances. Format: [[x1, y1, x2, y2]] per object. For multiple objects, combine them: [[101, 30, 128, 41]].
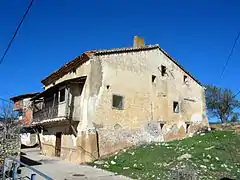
[[0, 0, 240, 102]]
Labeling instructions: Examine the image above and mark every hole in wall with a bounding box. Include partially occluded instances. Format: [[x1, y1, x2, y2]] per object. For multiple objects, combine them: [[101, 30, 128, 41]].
[[159, 121, 166, 130], [185, 122, 191, 133], [161, 65, 166, 76], [152, 75, 156, 83]]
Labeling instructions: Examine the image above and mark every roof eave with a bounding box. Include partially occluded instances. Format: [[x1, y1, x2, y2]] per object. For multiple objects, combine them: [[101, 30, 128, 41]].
[[41, 53, 90, 86], [157, 47, 202, 86], [10, 92, 40, 101]]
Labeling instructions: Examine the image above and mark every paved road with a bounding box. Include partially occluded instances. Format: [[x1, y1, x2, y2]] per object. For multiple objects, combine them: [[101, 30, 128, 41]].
[[20, 148, 131, 180]]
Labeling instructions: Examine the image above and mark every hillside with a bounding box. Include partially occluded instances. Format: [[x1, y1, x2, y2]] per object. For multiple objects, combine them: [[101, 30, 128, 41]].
[[91, 131, 240, 180]]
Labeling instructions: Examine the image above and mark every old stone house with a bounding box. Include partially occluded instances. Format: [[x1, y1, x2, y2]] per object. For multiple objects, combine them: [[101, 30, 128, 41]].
[[29, 36, 208, 163]]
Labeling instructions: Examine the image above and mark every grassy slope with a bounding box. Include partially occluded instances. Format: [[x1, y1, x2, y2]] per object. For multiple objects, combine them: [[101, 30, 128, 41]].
[[90, 131, 240, 180]]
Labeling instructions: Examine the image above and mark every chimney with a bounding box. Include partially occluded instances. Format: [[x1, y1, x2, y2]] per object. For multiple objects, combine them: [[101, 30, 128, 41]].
[[133, 36, 145, 48]]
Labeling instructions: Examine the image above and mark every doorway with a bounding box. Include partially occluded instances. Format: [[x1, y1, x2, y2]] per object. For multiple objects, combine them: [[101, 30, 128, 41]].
[[55, 132, 62, 157]]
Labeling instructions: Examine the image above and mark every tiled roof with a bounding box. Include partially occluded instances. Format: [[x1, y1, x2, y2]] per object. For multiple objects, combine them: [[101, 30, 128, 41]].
[[41, 53, 89, 86], [41, 45, 202, 86], [10, 92, 40, 101]]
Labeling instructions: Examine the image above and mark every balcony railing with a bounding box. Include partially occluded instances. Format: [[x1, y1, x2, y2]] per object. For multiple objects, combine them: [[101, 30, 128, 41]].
[[33, 106, 58, 122]]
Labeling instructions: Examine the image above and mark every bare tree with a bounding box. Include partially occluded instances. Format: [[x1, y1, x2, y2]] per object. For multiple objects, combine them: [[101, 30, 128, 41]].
[[0, 100, 20, 138]]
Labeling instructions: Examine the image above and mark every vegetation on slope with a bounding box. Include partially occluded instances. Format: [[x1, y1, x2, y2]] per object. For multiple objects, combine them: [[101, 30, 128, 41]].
[[91, 131, 240, 180]]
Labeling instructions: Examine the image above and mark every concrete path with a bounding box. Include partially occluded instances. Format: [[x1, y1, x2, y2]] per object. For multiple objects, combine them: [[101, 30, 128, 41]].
[[20, 148, 131, 180]]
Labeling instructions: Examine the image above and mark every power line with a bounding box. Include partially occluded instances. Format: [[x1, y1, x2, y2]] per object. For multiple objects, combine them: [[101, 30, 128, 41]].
[[220, 31, 240, 78], [0, 0, 34, 65], [0, 97, 9, 102], [0, 97, 13, 103], [212, 31, 240, 164]]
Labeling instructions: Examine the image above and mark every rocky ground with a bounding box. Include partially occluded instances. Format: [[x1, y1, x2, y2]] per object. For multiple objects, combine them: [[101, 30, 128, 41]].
[[90, 131, 240, 180], [210, 122, 240, 134]]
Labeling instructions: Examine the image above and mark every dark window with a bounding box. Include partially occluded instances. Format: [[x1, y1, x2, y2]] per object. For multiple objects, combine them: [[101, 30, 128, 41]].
[[186, 122, 191, 133], [161, 65, 166, 76], [173, 101, 179, 113], [159, 121, 166, 130], [59, 88, 65, 102], [112, 95, 124, 109], [152, 75, 156, 83], [183, 75, 188, 83]]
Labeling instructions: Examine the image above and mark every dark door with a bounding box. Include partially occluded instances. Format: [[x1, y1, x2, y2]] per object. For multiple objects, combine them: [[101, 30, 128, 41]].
[[55, 132, 62, 157]]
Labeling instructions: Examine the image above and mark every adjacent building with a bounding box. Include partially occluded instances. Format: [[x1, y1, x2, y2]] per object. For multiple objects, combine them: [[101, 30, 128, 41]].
[[16, 36, 209, 163], [10, 93, 39, 146]]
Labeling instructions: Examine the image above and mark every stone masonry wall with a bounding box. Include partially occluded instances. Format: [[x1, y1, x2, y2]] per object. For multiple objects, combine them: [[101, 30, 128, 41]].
[[0, 135, 21, 165]]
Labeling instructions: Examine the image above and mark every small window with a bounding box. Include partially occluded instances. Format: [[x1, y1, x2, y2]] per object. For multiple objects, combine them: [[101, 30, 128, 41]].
[[161, 65, 166, 76], [112, 95, 124, 109], [173, 101, 179, 113], [152, 75, 156, 83], [183, 75, 188, 83], [59, 88, 66, 102]]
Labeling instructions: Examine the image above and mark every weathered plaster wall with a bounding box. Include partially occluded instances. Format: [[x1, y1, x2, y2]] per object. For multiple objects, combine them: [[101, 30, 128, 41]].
[[91, 49, 208, 156], [21, 133, 38, 146], [40, 125, 98, 163]]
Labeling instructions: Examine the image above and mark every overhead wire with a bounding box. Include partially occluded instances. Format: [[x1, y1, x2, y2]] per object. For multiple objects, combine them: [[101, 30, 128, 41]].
[[220, 31, 240, 78], [0, 0, 34, 64], [215, 30, 240, 165]]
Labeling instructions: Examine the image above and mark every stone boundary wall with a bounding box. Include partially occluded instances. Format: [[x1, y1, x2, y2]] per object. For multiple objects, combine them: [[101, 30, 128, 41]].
[[0, 135, 21, 166]]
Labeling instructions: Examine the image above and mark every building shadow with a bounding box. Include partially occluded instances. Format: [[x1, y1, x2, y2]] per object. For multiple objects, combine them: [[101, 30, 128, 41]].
[[21, 143, 39, 149], [20, 155, 42, 167]]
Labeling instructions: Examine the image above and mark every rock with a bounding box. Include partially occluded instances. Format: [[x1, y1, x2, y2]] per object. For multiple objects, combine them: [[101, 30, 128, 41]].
[[94, 160, 105, 165], [221, 164, 227, 168], [110, 160, 116, 165], [204, 146, 215, 150], [177, 153, 192, 160], [200, 165, 207, 169], [207, 154, 211, 159], [203, 159, 210, 162], [129, 152, 135, 156], [103, 164, 109, 168]]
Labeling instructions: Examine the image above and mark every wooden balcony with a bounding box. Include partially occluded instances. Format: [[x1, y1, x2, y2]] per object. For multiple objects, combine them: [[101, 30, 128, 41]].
[[33, 106, 59, 122]]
